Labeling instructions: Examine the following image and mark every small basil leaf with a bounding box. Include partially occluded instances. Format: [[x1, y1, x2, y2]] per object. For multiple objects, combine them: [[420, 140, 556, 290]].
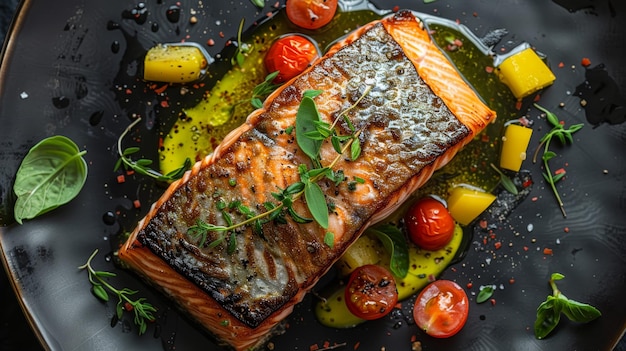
[[13, 135, 88, 224], [296, 96, 323, 162], [366, 224, 409, 278], [534, 297, 561, 339], [476, 285, 495, 303], [560, 299, 602, 323]]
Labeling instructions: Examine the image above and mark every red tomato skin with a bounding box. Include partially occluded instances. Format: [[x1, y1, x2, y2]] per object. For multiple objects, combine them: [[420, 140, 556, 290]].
[[286, 0, 339, 30], [345, 265, 398, 321], [405, 197, 455, 251], [264, 35, 319, 83], [413, 280, 469, 338]]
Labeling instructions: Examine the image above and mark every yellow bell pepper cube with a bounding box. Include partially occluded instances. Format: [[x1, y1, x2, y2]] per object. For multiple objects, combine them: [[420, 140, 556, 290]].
[[496, 45, 556, 100], [144, 44, 209, 83], [447, 187, 496, 226], [500, 124, 533, 171]]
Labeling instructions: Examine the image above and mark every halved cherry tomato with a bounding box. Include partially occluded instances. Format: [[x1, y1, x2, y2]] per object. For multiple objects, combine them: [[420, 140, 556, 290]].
[[286, 0, 338, 30], [344, 264, 398, 320], [264, 34, 320, 83], [405, 197, 455, 251], [413, 280, 469, 338]]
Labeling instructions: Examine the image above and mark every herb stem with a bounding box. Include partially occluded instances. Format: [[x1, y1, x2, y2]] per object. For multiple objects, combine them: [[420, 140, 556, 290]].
[[79, 249, 156, 335]]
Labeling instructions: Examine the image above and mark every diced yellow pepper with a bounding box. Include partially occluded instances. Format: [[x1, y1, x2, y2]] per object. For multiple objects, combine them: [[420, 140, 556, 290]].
[[447, 187, 496, 226], [335, 235, 384, 276], [496, 47, 556, 99], [500, 124, 533, 171], [144, 44, 208, 83]]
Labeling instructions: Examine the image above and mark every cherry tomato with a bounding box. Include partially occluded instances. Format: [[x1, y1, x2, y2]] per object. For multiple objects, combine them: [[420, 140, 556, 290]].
[[405, 197, 455, 251], [413, 280, 469, 338], [264, 35, 320, 83], [344, 264, 398, 320], [286, 0, 338, 30]]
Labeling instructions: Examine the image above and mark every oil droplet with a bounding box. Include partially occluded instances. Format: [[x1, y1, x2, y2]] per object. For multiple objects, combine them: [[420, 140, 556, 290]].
[[111, 40, 120, 54], [151, 22, 159, 32], [102, 210, 117, 225], [107, 20, 120, 30], [90, 110, 104, 126], [52, 96, 70, 109], [122, 2, 148, 25], [166, 5, 181, 23], [574, 64, 625, 125]]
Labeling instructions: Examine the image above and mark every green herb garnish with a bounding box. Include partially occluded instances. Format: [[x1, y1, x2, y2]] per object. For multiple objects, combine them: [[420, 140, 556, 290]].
[[365, 224, 409, 278], [78, 249, 157, 335], [232, 18, 252, 67], [186, 88, 370, 250], [534, 273, 601, 339], [115, 118, 191, 182], [489, 163, 518, 195], [532, 104, 583, 217], [13, 135, 88, 224], [250, 0, 265, 8], [476, 285, 495, 303]]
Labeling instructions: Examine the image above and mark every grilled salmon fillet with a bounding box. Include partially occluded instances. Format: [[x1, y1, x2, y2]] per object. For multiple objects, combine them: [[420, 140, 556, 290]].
[[119, 10, 495, 350]]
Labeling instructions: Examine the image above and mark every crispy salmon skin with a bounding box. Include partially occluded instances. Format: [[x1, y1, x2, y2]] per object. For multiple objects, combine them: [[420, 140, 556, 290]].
[[119, 10, 495, 350]]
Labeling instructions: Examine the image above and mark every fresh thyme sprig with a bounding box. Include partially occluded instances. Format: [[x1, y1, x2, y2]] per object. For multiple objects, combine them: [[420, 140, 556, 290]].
[[114, 117, 191, 182], [78, 249, 156, 335], [531, 104, 584, 217], [187, 88, 371, 250]]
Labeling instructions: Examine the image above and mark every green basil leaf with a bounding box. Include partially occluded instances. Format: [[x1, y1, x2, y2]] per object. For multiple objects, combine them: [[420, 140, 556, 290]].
[[296, 96, 323, 162], [13, 135, 88, 224], [366, 224, 409, 278], [302, 90, 323, 99], [477, 285, 495, 303], [534, 296, 561, 339], [560, 299, 602, 323], [551, 272, 565, 281], [304, 182, 328, 228]]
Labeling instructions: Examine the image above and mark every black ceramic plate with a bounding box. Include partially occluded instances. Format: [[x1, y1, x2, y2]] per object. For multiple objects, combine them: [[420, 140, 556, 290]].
[[1, 0, 625, 350]]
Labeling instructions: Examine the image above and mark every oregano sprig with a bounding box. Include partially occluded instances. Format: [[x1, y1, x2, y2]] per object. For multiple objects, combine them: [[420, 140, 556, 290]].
[[78, 249, 156, 335], [531, 104, 583, 217], [115, 118, 191, 182]]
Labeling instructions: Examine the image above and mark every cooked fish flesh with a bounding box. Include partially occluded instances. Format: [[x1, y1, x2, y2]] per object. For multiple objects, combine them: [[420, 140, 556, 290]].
[[119, 10, 495, 350]]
